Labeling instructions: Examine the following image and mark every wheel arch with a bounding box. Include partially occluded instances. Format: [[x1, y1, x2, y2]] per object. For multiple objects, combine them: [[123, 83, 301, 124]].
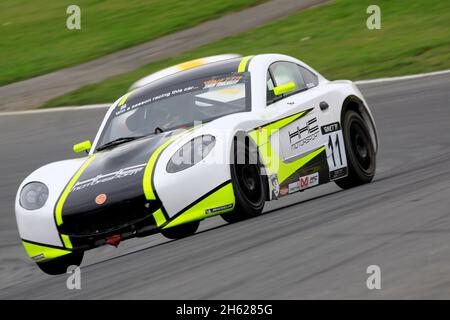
[[341, 95, 379, 152], [232, 130, 271, 201]]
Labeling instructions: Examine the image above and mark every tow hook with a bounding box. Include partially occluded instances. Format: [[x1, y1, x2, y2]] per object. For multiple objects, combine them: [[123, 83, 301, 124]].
[[106, 234, 121, 247]]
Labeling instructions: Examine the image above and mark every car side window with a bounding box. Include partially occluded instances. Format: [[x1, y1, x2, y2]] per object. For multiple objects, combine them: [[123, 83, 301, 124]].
[[270, 62, 307, 91], [299, 65, 319, 88], [266, 62, 319, 106]]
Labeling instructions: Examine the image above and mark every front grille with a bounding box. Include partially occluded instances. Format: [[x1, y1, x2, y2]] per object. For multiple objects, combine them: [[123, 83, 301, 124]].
[[59, 196, 160, 236]]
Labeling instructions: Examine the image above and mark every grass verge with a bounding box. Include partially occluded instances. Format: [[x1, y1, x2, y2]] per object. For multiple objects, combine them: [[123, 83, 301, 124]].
[[43, 0, 450, 108], [0, 0, 263, 85]]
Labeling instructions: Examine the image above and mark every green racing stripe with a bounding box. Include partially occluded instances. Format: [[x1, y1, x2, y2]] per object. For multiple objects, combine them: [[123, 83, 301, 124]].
[[162, 181, 235, 229], [22, 240, 71, 262], [55, 155, 96, 227], [248, 109, 324, 183]]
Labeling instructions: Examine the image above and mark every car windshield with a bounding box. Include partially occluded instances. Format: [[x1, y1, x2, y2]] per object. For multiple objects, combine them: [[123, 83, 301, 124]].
[[96, 72, 250, 149]]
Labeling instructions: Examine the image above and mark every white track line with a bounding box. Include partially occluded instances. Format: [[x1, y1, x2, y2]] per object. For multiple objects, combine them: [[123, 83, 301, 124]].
[[1, 69, 450, 117], [355, 69, 450, 85], [0, 104, 110, 116]]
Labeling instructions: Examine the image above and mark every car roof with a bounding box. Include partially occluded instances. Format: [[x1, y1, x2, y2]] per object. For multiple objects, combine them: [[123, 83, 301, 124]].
[[129, 54, 242, 90]]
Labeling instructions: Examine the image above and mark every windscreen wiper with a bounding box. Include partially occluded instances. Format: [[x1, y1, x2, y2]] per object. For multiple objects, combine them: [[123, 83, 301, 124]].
[[96, 136, 144, 151]]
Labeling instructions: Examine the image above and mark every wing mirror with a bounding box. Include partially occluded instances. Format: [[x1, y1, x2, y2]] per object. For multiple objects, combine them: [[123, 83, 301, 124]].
[[73, 140, 92, 154], [273, 81, 296, 96]]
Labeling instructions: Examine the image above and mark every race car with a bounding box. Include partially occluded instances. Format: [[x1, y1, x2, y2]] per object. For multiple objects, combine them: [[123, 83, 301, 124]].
[[15, 54, 378, 275]]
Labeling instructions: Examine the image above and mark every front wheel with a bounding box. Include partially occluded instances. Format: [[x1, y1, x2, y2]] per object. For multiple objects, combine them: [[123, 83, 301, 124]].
[[335, 110, 376, 189], [36, 251, 84, 275], [221, 137, 266, 223], [160, 220, 200, 240]]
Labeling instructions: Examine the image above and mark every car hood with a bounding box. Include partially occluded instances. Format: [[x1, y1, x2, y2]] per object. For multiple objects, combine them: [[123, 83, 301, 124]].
[[59, 130, 185, 226]]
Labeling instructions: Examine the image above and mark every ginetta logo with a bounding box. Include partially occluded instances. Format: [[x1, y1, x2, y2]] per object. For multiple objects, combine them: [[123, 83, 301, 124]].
[[72, 163, 146, 192], [288, 118, 319, 150]]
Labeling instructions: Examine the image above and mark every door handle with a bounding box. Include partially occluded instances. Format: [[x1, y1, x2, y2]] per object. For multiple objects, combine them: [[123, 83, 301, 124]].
[[320, 101, 329, 111]]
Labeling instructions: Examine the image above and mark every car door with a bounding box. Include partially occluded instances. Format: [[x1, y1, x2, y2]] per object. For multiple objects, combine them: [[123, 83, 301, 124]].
[[260, 61, 346, 195], [266, 61, 323, 162]]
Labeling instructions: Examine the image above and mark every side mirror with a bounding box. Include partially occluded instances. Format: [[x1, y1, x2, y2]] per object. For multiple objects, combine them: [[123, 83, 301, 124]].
[[73, 140, 92, 154], [273, 81, 296, 96]]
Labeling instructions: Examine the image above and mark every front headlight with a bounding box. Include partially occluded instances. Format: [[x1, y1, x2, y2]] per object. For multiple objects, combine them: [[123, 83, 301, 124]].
[[167, 135, 216, 173], [20, 182, 49, 210]]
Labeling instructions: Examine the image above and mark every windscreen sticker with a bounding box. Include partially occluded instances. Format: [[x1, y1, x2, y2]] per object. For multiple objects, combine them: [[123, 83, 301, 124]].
[[114, 73, 247, 117], [196, 83, 245, 103], [203, 76, 243, 89], [115, 84, 200, 117]]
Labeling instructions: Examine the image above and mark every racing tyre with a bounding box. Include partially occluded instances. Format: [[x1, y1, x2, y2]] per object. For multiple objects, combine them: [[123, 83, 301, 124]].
[[335, 110, 376, 189], [161, 220, 200, 240], [221, 137, 266, 223], [36, 251, 84, 275]]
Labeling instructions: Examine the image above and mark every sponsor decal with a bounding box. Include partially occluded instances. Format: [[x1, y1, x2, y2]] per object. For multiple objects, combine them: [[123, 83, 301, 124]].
[[95, 193, 107, 205], [288, 182, 300, 194], [288, 172, 319, 194], [114, 73, 248, 117], [270, 174, 280, 199], [288, 117, 319, 151], [205, 203, 233, 214], [115, 85, 200, 116], [321, 122, 341, 134], [280, 186, 289, 196], [299, 172, 319, 189], [31, 254, 45, 261], [72, 163, 146, 192], [203, 76, 242, 89], [330, 167, 348, 180]]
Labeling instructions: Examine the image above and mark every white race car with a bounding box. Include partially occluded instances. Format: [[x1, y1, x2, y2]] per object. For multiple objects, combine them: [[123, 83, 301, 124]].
[[15, 54, 378, 274]]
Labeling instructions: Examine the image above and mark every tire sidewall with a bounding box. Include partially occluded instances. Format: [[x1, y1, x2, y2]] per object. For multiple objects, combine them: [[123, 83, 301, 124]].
[[342, 111, 376, 182], [230, 138, 266, 217]]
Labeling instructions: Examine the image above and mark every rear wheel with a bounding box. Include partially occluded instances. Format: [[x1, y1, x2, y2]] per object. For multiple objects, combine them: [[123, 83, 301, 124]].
[[221, 137, 266, 223], [335, 110, 376, 189], [36, 251, 84, 275], [161, 220, 200, 240]]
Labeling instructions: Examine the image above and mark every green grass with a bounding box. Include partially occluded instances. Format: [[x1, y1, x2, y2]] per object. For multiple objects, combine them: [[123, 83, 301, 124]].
[[0, 0, 263, 85], [44, 0, 450, 108]]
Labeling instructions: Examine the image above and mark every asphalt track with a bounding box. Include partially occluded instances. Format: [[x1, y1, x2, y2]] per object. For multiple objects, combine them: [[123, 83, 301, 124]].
[[0, 73, 449, 299]]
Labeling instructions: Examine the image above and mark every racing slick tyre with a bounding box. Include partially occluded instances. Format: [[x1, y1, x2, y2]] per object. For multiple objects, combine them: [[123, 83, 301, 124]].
[[221, 137, 266, 224], [335, 110, 376, 189], [160, 220, 200, 240], [36, 251, 84, 275]]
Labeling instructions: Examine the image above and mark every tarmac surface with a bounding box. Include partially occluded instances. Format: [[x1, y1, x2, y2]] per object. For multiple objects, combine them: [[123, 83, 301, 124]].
[[0, 73, 449, 298]]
